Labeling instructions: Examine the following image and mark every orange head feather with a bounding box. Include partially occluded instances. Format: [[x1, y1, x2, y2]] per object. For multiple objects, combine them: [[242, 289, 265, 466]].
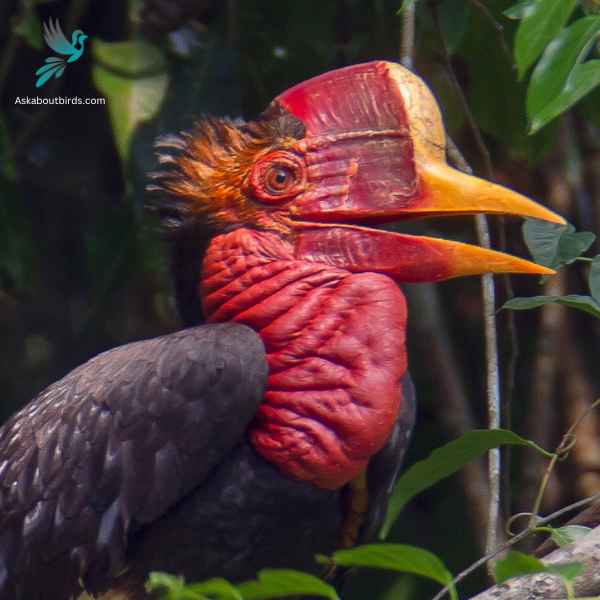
[[148, 107, 305, 234]]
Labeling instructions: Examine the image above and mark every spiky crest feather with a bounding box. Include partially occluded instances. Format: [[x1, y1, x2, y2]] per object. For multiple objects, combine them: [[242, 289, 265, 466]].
[[147, 106, 305, 234]]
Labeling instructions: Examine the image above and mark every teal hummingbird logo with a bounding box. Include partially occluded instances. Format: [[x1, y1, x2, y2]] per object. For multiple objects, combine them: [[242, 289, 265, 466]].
[[35, 19, 88, 88]]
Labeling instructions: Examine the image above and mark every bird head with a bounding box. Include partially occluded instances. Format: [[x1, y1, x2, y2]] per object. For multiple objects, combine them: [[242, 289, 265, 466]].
[[150, 61, 563, 283], [72, 30, 87, 47]]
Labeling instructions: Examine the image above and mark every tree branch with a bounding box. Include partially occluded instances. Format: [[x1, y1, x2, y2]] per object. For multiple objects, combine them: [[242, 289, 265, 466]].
[[431, 492, 600, 600], [400, 0, 416, 69], [432, 1, 503, 563], [470, 525, 600, 599]]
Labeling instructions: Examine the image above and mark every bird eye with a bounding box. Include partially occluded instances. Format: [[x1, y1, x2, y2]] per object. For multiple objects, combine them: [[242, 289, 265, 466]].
[[249, 151, 305, 204], [266, 165, 294, 193]]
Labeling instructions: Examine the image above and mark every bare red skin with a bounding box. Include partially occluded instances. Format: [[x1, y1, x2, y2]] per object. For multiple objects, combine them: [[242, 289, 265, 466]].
[[276, 61, 424, 222], [201, 228, 407, 490]]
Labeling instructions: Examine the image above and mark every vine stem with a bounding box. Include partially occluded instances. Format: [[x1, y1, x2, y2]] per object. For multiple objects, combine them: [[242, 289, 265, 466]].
[[529, 398, 600, 528], [400, 0, 416, 69], [432, 3, 502, 570], [431, 491, 600, 600], [446, 136, 502, 568]]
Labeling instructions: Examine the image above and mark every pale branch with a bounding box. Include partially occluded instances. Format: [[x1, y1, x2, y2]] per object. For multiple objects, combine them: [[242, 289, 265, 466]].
[[400, 0, 416, 70], [470, 524, 600, 600], [447, 137, 502, 565], [431, 493, 600, 600], [434, 1, 503, 561], [399, 3, 489, 552]]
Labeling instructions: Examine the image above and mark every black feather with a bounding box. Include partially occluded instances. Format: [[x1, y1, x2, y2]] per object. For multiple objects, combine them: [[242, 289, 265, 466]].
[[0, 323, 267, 599]]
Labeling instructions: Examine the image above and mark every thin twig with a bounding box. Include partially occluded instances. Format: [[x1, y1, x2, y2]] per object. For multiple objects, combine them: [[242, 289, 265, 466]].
[[561, 326, 600, 501], [434, 397, 600, 600], [433, 5, 503, 567], [471, 520, 600, 599], [400, 0, 416, 70], [518, 270, 565, 540], [400, 4, 489, 551], [447, 136, 502, 566], [530, 398, 600, 528], [437, 0, 521, 523], [431, 491, 600, 600]]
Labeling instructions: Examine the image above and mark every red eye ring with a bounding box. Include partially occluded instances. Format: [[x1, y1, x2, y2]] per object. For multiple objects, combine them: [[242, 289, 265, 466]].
[[248, 151, 306, 204]]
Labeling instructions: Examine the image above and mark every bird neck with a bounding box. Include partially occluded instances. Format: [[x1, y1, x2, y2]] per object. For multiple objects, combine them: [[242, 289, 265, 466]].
[[201, 228, 408, 489]]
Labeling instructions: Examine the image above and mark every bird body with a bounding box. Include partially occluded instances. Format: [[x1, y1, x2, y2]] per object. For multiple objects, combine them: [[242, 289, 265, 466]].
[[201, 227, 407, 489], [1, 61, 565, 599]]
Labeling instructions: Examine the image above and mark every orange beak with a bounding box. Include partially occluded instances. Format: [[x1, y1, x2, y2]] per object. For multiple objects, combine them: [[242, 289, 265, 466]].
[[274, 61, 562, 281]]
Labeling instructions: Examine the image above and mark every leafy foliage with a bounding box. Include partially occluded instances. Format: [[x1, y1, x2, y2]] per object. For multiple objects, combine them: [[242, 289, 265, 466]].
[[526, 14, 600, 132], [503, 218, 600, 319], [504, 294, 600, 318], [2, 1, 600, 599], [522, 219, 595, 268], [506, 0, 600, 131], [512, 0, 577, 80], [147, 573, 243, 600], [327, 545, 457, 600], [13, 1, 44, 50], [148, 570, 340, 600], [494, 550, 583, 585], [536, 525, 593, 547], [380, 429, 552, 538], [92, 40, 169, 163]]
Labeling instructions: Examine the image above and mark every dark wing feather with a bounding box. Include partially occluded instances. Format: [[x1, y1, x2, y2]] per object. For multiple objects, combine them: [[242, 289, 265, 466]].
[[362, 372, 417, 542], [0, 323, 267, 600]]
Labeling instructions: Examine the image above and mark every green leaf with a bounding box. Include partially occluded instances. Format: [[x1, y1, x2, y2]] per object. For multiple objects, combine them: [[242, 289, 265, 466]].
[[237, 570, 339, 600], [549, 562, 584, 580], [504, 0, 538, 20], [92, 40, 169, 163], [460, 4, 557, 162], [551, 525, 593, 547], [380, 429, 552, 539], [13, 6, 43, 50], [93, 39, 168, 77], [503, 295, 600, 319], [527, 15, 600, 129], [186, 579, 242, 600], [523, 219, 566, 266], [589, 256, 600, 304], [495, 551, 583, 584], [531, 59, 600, 133], [146, 573, 203, 600], [514, 0, 577, 80], [522, 219, 595, 268], [495, 551, 547, 583], [331, 544, 457, 600], [148, 574, 243, 600], [555, 230, 596, 266]]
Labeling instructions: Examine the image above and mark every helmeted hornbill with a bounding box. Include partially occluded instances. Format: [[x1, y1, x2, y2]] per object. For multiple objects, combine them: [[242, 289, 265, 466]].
[[0, 62, 563, 600]]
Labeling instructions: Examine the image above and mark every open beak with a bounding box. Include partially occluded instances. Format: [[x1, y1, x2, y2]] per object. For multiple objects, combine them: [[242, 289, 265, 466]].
[[275, 61, 563, 281]]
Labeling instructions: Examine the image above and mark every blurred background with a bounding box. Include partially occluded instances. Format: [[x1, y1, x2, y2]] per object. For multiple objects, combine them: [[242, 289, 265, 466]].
[[1, 0, 600, 597]]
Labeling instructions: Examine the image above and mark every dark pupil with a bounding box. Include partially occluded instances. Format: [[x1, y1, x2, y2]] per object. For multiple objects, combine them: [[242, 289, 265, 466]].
[[267, 166, 294, 193]]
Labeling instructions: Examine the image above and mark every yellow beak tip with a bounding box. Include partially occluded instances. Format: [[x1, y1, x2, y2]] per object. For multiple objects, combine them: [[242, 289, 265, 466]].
[[536, 265, 557, 276]]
